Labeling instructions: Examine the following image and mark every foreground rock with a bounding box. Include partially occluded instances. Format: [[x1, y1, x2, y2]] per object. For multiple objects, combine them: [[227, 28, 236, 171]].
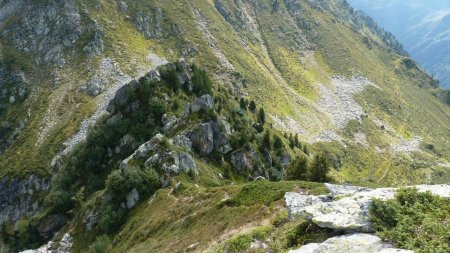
[[19, 233, 72, 253], [286, 183, 450, 253], [288, 233, 413, 253], [286, 183, 450, 232]]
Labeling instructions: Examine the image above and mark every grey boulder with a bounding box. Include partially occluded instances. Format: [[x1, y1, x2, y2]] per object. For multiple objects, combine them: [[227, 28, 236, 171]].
[[126, 188, 139, 209], [285, 183, 450, 232], [182, 94, 214, 117], [190, 123, 214, 156], [288, 233, 413, 253]]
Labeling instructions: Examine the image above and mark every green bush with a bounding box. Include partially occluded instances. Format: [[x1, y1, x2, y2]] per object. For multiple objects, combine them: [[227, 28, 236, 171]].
[[106, 166, 161, 201], [249, 100, 256, 112], [225, 234, 253, 253], [1, 220, 42, 252], [370, 188, 450, 253], [160, 68, 181, 92], [268, 166, 284, 181], [230, 131, 250, 150], [287, 156, 309, 181], [199, 107, 218, 121], [192, 64, 212, 96], [239, 98, 247, 110], [273, 135, 284, 150], [148, 97, 167, 122], [138, 77, 156, 101], [89, 235, 111, 253], [302, 145, 309, 155], [44, 190, 73, 213], [308, 153, 331, 182], [262, 130, 272, 150], [98, 203, 127, 234], [258, 108, 266, 125]]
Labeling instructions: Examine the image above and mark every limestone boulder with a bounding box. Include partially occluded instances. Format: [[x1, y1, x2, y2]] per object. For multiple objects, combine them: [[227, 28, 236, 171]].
[[288, 233, 413, 253], [190, 123, 214, 156]]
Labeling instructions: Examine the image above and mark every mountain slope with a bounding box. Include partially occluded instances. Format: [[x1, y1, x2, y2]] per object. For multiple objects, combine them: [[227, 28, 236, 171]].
[[0, 0, 449, 252], [347, 0, 450, 89]]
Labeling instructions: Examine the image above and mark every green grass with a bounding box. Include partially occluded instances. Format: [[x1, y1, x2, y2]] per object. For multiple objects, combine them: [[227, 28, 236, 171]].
[[94, 180, 324, 253], [228, 180, 327, 206], [210, 210, 334, 253]]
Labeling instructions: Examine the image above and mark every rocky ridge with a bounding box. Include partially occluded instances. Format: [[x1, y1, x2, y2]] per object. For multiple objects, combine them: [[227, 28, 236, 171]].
[[51, 54, 168, 167]]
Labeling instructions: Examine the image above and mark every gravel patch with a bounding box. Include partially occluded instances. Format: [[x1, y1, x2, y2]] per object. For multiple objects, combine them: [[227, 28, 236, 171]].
[[311, 130, 344, 144], [318, 76, 374, 130], [391, 137, 422, 153], [353, 132, 369, 148], [269, 114, 304, 135]]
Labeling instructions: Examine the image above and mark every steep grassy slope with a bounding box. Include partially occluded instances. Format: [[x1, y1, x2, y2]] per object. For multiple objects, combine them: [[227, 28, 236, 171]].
[[1, 0, 449, 183]]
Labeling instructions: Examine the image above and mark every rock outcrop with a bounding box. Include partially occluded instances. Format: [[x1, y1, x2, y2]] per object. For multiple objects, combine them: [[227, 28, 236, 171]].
[[0, 0, 100, 66], [126, 188, 139, 209], [0, 175, 50, 225], [19, 233, 73, 253], [211, 117, 232, 154], [286, 183, 450, 232], [121, 133, 199, 177], [288, 233, 413, 253], [230, 148, 259, 173], [190, 123, 214, 156], [37, 214, 68, 240], [286, 183, 450, 253], [182, 94, 215, 117], [131, 8, 179, 40]]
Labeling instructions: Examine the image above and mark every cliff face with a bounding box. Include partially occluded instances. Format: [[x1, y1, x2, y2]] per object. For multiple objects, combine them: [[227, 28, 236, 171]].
[[0, 0, 449, 252]]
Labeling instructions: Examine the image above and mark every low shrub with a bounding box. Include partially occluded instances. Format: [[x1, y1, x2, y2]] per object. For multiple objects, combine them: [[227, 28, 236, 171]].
[[370, 188, 450, 253], [106, 166, 161, 201], [225, 234, 253, 253], [89, 234, 111, 253]]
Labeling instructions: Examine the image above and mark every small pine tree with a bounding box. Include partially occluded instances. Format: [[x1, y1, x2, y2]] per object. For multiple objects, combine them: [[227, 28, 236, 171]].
[[192, 65, 212, 96], [262, 130, 272, 150], [160, 68, 181, 92], [273, 135, 283, 150], [294, 133, 299, 147], [289, 140, 295, 149], [258, 108, 266, 125], [303, 145, 309, 155], [239, 97, 247, 110], [287, 156, 309, 180], [309, 153, 331, 182], [249, 100, 257, 112]]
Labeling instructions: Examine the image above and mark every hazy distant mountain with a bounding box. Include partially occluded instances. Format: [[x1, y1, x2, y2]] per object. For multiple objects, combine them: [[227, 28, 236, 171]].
[[347, 0, 450, 88]]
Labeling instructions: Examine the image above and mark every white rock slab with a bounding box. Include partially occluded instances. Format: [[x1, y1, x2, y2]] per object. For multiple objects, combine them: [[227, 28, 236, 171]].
[[288, 233, 413, 253], [285, 184, 450, 232]]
